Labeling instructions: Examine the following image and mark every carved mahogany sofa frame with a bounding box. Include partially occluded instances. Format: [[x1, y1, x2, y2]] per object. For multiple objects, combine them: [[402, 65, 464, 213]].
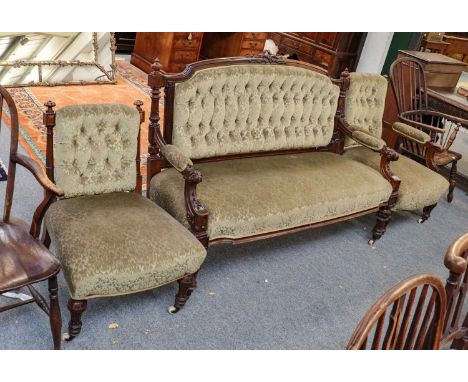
[[145, 54, 400, 248]]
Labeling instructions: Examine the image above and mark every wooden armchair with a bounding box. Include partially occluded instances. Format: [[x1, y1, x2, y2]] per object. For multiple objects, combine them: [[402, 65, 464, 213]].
[[347, 274, 446, 349], [348, 232, 468, 350], [0, 86, 62, 349], [390, 58, 466, 203]]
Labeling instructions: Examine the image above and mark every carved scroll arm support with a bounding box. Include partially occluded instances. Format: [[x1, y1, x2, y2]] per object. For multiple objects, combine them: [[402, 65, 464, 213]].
[[158, 143, 209, 239]]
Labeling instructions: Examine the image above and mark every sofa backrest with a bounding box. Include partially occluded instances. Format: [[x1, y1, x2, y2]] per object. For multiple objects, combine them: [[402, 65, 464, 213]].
[[54, 104, 140, 198], [344, 72, 387, 146], [171, 64, 340, 159]]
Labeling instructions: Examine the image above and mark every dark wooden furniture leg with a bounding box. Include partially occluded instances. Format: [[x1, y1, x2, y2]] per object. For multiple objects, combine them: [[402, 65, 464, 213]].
[[168, 273, 198, 314], [369, 205, 393, 245], [65, 299, 87, 341], [447, 161, 457, 203], [418, 203, 437, 224], [48, 275, 62, 350]]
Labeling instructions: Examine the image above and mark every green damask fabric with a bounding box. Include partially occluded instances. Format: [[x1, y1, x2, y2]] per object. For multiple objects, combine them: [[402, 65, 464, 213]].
[[392, 122, 431, 144], [45, 192, 206, 300], [161, 144, 193, 172], [344, 73, 388, 146], [343, 146, 449, 211], [351, 130, 386, 151], [150, 152, 392, 240], [172, 65, 340, 158], [54, 104, 140, 198]]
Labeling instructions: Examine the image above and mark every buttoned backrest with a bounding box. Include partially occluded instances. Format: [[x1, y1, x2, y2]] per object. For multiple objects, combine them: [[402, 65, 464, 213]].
[[172, 64, 340, 159], [54, 104, 140, 198], [344, 72, 387, 146]]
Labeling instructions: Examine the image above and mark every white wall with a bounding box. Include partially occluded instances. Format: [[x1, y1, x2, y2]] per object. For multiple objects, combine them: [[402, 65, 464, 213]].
[[356, 32, 394, 74]]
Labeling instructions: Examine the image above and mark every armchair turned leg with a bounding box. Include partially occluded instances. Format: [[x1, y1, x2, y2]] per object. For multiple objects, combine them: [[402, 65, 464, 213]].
[[418, 204, 437, 224], [369, 206, 392, 245], [168, 273, 198, 314], [447, 161, 457, 203], [48, 275, 62, 350], [64, 299, 87, 341]]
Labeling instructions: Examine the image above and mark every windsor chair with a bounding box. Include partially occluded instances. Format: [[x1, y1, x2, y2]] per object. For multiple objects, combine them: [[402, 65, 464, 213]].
[[0, 85, 62, 349], [347, 274, 446, 350], [390, 58, 466, 202]]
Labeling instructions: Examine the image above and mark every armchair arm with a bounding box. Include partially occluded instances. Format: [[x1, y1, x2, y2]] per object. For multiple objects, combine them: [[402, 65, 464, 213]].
[[444, 233, 468, 275], [351, 130, 386, 151], [160, 144, 193, 173], [442, 233, 468, 346], [11, 153, 64, 196], [392, 122, 431, 144]]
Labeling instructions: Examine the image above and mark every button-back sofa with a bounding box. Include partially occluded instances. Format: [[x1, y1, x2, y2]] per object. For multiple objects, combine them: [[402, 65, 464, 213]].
[[145, 54, 401, 248]]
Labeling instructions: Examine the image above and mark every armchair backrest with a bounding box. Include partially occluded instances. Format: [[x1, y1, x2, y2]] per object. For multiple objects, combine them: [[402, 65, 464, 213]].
[[347, 274, 446, 350], [46, 103, 143, 198], [343, 72, 387, 146], [1, 85, 19, 223], [390, 58, 428, 114]]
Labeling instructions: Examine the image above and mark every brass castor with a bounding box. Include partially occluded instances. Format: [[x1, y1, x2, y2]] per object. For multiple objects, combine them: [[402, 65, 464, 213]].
[[167, 305, 180, 314], [417, 218, 425, 224], [368, 239, 375, 246], [62, 332, 72, 341]]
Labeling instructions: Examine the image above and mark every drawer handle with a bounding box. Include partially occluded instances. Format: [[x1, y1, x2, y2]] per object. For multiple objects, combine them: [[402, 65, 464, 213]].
[[251, 33, 258, 38], [249, 42, 257, 48]]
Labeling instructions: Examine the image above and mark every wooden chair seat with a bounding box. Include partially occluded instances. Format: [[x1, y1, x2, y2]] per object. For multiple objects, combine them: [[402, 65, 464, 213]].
[[0, 219, 60, 293], [434, 150, 463, 166]]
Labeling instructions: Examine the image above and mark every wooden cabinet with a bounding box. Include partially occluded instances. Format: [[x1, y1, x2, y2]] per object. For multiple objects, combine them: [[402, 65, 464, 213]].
[[200, 32, 267, 59], [131, 32, 266, 74], [269, 32, 364, 78], [131, 32, 203, 73]]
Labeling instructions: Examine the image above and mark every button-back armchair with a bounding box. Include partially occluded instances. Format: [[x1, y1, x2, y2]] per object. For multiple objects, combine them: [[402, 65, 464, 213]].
[[339, 71, 449, 228], [0, 86, 62, 349], [38, 101, 207, 340], [390, 57, 466, 203]]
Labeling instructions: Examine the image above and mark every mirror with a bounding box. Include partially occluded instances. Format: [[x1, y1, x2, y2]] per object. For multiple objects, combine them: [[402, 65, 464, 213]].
[[0, 32, 116, 87]]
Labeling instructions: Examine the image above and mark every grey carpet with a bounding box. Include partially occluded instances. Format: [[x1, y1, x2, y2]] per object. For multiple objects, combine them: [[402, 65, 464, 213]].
[[1, 119, 467, 349]]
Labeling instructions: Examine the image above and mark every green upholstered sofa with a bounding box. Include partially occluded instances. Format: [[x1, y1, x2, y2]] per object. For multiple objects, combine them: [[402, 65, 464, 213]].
[[145, 54, 401, 248], [337, 71, 449, 225]]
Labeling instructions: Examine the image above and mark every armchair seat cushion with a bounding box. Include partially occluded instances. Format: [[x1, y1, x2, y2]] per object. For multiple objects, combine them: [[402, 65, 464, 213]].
[[343, 146, 449, 211], [150, 152, 393, 241], [45, 192, 206, 300]]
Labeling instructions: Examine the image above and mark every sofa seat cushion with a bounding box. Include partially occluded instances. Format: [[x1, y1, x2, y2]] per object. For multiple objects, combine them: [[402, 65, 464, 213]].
[[45, 192, 206, 300], [343, 146, 449, 211], [150, 152, 393, 241]]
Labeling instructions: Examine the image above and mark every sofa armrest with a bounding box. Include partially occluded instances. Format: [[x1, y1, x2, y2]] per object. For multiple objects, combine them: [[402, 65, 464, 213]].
[[337, 117, 400, 208], [158, 144, 208, 245], [160, 144, 193, 172], [351, 130, 386, 151], [392, 122, 431, 144]]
